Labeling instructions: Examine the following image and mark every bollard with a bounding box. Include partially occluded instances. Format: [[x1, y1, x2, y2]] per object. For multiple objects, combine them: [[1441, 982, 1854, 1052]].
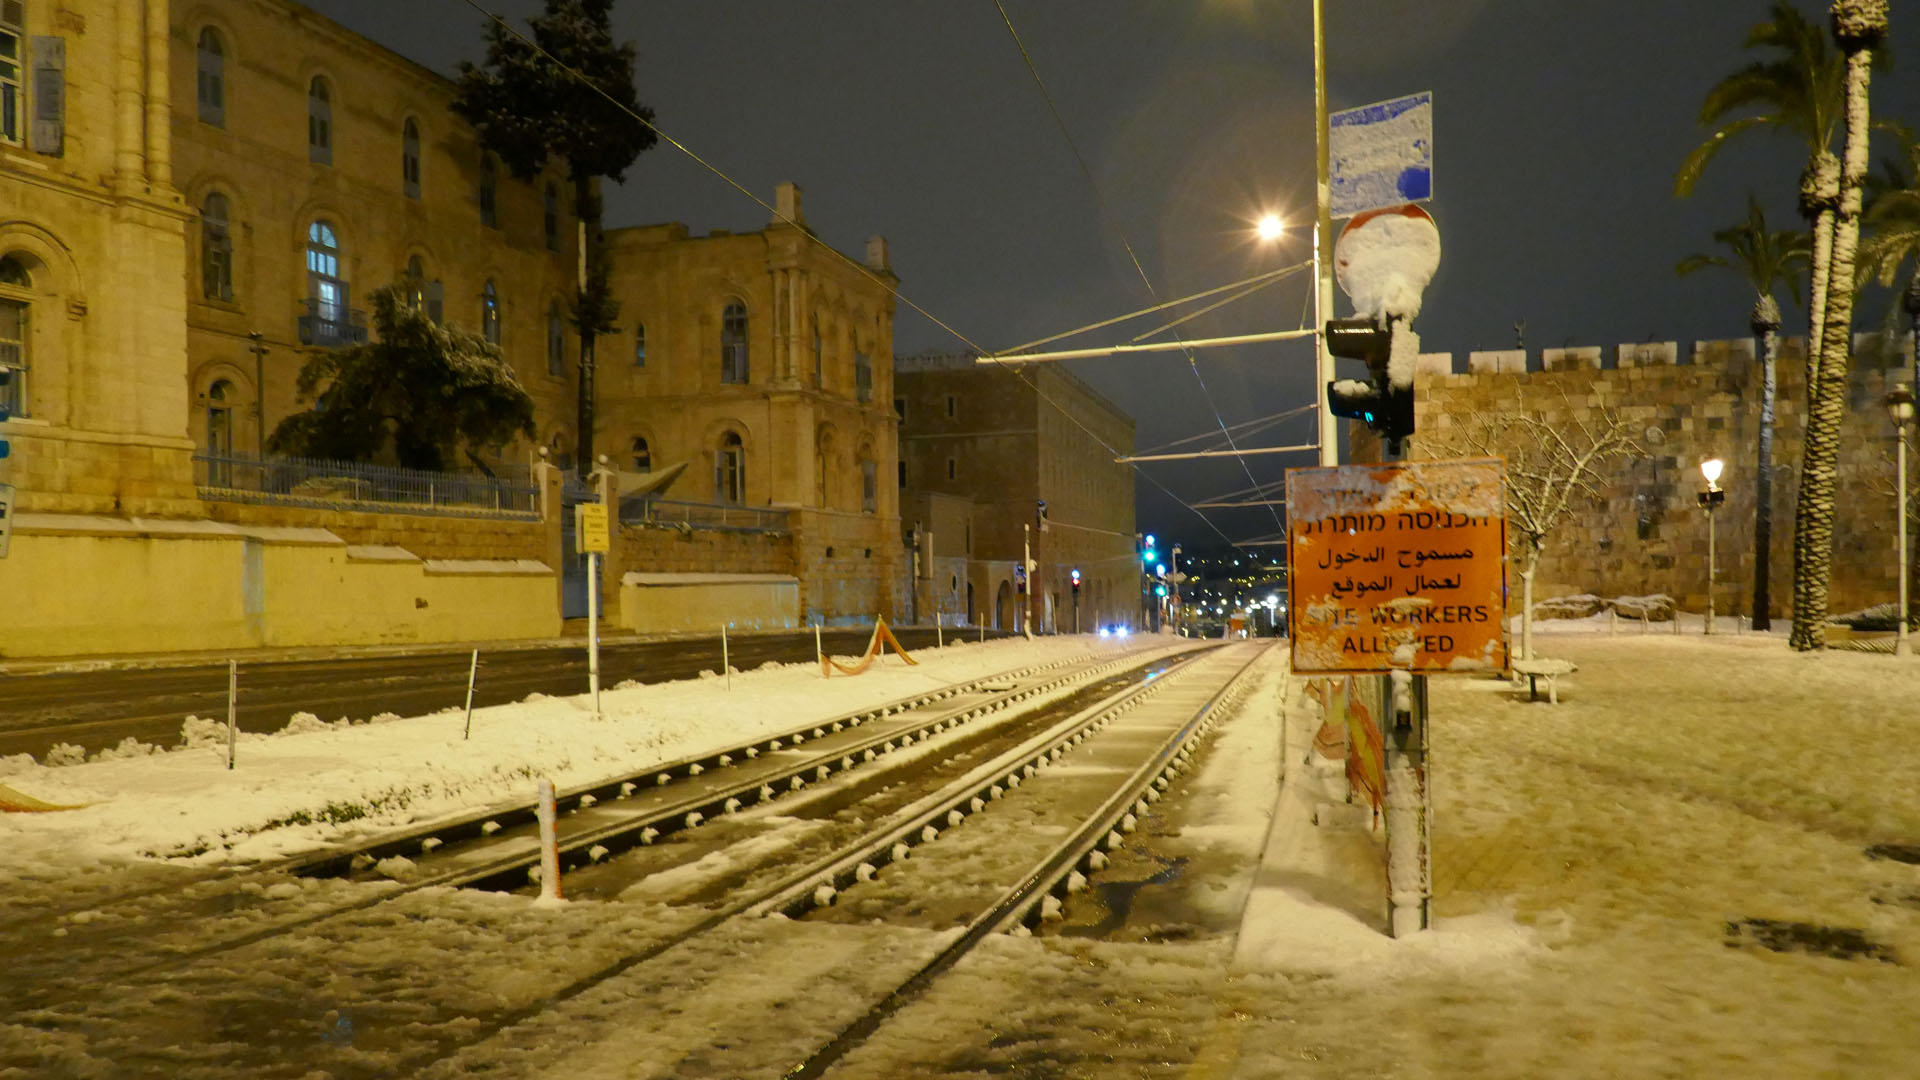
[[936, 612, 943, 649], [722, 625, 731, 691], [815, 621, 824, 678], [536, 779, 561, 902], [462, 649, 479, 740], [226, 660, 237, 770], [1609, 608, 1617, 635]]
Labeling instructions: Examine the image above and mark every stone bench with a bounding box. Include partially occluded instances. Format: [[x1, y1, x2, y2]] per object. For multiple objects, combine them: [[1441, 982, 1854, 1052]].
[[1510, 657, 1577, 703]]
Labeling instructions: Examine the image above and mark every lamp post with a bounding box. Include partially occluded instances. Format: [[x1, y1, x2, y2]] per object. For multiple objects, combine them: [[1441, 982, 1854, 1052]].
[[1698, 458, 1726, 634], [1888, 382, 1914, 657]]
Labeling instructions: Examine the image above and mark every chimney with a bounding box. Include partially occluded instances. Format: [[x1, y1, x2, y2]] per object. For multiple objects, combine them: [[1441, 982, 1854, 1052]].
[[774, 182, 804, 226], [865, 235, 890, 273]]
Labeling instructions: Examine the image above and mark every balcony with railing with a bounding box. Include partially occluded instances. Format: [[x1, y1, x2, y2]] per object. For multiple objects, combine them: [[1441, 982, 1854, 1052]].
[[296, 299, 369, 348], [195, 450, 539, 518], [617, 494, 788, 534]]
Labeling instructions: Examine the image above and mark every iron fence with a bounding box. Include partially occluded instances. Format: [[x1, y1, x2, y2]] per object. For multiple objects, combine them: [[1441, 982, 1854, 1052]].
[[194, 450, 539, 518], [618, 494, 787, 534]]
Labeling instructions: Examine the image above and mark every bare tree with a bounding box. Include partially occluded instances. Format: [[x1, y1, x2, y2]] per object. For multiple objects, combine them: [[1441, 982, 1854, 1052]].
[[1423, 390, 1640, 660]]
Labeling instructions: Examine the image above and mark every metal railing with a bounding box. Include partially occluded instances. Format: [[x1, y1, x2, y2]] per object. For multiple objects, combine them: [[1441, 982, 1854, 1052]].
[[618, 494, 788, 534], [194, 450, 539, 518], [296, 299, 370, 348]]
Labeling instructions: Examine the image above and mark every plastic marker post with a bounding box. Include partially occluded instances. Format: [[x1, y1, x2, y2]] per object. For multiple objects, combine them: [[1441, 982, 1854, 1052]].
[[226, 660, 237, 770], [587, 549, 602, 719], [936, 612, 943, 649], [462, 649, 479, 740], [815, 621, 824, 677], [722, 625, 731, 690], [536, 778, 561, 902]]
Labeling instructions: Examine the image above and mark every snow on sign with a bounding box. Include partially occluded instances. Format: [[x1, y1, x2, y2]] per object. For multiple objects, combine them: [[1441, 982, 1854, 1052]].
[[1287, 458, 1508, 674], [1329, 91, 1433, 220]]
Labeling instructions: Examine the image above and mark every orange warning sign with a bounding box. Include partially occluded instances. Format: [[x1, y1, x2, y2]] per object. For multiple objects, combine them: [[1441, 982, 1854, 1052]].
[[1287, 458, 1509, 674]]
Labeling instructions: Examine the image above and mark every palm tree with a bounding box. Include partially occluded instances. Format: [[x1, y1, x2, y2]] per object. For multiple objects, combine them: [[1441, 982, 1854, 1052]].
[[1675, 2, 1846, 398], [1791, 0, 1889, 651], [454, 0, 657, 478], [1677, 194, 1810, 631]]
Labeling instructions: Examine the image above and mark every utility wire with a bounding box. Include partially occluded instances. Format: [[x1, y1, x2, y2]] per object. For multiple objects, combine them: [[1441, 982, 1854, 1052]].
[[992, 0, 1290, 542], [450, 0, 1249, 548], [1003, 261, 1305, 355]]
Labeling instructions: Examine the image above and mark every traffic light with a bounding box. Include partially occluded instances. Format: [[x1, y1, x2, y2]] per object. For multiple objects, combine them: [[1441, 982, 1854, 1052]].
[[1070, 569, 1081, 593], [1325, 317, 1414, 455], [1155, 585, 1167, 597]]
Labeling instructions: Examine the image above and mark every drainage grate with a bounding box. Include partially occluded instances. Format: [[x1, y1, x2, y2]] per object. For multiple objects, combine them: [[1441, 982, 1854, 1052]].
[[1724, 918, 1898, 964]]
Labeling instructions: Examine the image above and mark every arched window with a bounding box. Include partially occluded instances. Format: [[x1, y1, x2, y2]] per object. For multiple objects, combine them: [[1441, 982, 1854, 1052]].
[[401, 118, 421, 199], [481, 280, 500, 345], [307, 77, 332, 164], [854, 349, 873, 403], [0, 5, 22, 144], [812, 325, 822, 388], [630, 436, 651, 471], [200, 192, 233, 301], [633, 322, 646, 367], [204, 380, 236, 486], [546, 301, 565, 376], [0, 255, 31, 419], [196, 28, 226, 127], [479, 155, 498, 228], [715, 432, 745, 504], [543, 183, 559, 251], [405, 255, 426, 311], [720, 301, 748, 384], [305, 221, 347, 343], [859, 446, 878, 513]]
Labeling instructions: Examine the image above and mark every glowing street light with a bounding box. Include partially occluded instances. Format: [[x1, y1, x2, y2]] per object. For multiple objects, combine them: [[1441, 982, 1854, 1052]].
[[1255, 213, 1284, 242]]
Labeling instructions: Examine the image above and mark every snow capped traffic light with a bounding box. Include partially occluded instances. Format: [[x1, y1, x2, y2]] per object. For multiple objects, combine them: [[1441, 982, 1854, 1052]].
[[1325, 317, 1415, 455]]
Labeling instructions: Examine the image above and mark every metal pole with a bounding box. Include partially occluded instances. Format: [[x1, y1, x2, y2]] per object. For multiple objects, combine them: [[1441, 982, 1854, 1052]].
[[815, 620, 825, 676], [1706, 505, 1717, 635], [1899, 415, 1911, 657], [248, 331, 268, 461], [1023, 524, 1033, 639], [226, 659, 237, 770], [463, 648, 478, 740], [722, 624, 731, 689], [1313, 0, 1336, 468], [587, 550, 602, 717], [536, 778, 561, 902]]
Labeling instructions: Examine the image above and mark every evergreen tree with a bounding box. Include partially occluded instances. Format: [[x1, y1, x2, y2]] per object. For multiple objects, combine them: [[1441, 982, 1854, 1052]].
[[268, 285, 536, 471], [454, 0, 657, 477]]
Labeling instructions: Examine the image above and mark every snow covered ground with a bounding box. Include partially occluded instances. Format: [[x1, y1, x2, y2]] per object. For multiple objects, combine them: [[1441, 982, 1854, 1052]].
[[0, 635, 1123, 870], [6, 628, 1919, 1077]]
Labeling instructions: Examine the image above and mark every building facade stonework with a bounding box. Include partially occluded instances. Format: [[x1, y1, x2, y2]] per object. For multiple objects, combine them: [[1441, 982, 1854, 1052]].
[[1392, 335, 1916, 619], [0, 0, 906, 655], [896, 354, 1137, 633]]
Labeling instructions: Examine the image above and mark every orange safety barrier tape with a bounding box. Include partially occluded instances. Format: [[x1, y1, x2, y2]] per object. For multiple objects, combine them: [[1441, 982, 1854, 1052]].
[[822, 617, 919, 677], [0, 782, 89, 813]]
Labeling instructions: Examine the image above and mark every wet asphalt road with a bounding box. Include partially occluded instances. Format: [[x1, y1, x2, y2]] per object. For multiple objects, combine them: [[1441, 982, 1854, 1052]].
[[0, 628, 1014, 761]]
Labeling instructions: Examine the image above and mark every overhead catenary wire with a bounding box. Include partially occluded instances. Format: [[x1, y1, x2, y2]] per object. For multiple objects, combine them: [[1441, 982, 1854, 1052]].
[[448, 0, 1250, 549], [1002, 262, 1307, 356], [990, 0, 1290, 542]]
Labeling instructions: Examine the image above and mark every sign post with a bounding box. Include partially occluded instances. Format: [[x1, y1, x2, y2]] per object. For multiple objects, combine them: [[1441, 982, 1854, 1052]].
[[1330, 91, 1434, 221], [1287, 457, 1507, 937], [575, 501, 611, 719]]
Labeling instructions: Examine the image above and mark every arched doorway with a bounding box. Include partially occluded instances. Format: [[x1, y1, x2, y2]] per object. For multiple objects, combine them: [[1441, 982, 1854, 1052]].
[[995, 580, 1012, 630], [206, 380, 235, 486]]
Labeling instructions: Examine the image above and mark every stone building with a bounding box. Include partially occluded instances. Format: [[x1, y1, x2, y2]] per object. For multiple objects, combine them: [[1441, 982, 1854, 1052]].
[[597, 184, 904, 625], [1388, 334, 1916, 619], [168, 0, 579, 467], [896, 353, 1137, 633], [0, 0, 904, 655]]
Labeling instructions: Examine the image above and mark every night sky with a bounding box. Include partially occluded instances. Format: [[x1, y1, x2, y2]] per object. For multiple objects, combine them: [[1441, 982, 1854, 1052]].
[[297, 0, 1918, 548]]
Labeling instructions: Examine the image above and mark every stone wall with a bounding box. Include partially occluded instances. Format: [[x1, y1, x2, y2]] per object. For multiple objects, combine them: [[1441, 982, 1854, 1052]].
[[1398, 335, 1915, 618], [201, 500, 547, 562]]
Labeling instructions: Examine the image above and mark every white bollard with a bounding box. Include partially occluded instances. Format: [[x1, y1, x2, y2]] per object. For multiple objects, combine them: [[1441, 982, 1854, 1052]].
[[815, 621, 825, 678], [936, 612, 943, 649], [536, 778, 561, 902], [462, 649, 479, 740], [722, 624, 731, 691], [226, 659, 237, 771]]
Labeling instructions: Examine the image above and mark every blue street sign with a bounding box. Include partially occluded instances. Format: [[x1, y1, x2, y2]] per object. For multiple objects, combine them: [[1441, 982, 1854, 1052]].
[[1330, 91, 1433, 219]]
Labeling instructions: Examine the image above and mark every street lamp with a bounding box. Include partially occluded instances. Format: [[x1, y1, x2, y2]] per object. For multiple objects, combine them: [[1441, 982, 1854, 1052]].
[[1888, 382, 1914, 657], [1255, 214, 1284, 242], [1698, 458, 1726, 634]]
